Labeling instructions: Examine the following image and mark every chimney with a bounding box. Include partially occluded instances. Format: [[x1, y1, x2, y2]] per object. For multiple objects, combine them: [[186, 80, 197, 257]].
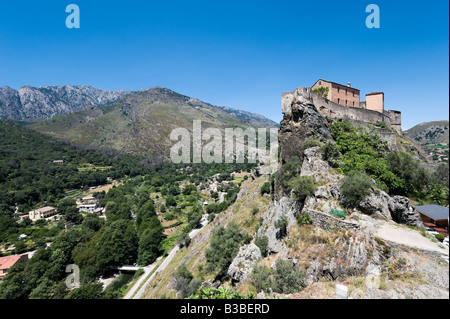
[[347, 82, 351, 87]]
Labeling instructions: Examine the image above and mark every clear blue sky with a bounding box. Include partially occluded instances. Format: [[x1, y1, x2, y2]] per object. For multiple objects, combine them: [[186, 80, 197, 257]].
[[0, 0, 448, 129]]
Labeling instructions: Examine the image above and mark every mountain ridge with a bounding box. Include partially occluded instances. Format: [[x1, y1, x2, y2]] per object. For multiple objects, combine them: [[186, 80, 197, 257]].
[[0, 84, 133, 122], [28, 86, 278, 160]]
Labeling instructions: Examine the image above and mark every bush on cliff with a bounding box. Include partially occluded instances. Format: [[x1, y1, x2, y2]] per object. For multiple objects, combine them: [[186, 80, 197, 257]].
[[340, 171, 374, 208]]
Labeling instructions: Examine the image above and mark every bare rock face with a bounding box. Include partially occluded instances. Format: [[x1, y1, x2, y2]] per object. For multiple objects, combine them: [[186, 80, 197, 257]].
[[227, 244, 262, 283], [279, 91, 332, 165], [306, 230, 384, 284], [0, 85, 131, 121], [257, 197, 299, 254], [301, 146, 343, 214]]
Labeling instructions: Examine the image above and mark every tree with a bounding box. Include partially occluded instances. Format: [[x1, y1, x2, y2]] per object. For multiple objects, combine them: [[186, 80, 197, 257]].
[[205, 222, 242, 277], [137, 227, 165, 266], [434, 164, 449, 188], [96, 220, 138, 273], [166, 195, 177, 207]]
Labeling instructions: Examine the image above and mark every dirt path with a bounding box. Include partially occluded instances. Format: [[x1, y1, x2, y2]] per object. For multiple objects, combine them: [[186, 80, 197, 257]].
[[375, 221, 449, 256]]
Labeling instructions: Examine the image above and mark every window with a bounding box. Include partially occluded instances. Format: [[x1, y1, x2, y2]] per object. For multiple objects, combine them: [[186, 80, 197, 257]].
[[353, 91, 355, 97], [345, 100, 348, 106], [337, 87, 340, 93], [353, 101, 355, 107], [337, 98, 340, 104], [345, 89, 347, 95], [319, 81, 322, 85]]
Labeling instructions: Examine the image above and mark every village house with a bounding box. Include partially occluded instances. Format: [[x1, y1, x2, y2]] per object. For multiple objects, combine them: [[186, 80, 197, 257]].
[[28, 206, 57, 221], [78, 204, 98, 213], [0, 254, 28, 280]]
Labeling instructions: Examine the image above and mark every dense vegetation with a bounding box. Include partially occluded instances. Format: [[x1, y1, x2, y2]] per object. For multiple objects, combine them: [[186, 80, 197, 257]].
[[0, 120, 255, 299], [327, 120, 449, 206], [0, 121, 156, 213]]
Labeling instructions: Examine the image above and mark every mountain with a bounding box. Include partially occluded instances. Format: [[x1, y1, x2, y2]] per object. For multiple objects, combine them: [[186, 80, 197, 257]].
[[405, 120, 449, 164], [29, 87, 279, 160], [0, 85, 132, 122], [405, 120, 449, 145]]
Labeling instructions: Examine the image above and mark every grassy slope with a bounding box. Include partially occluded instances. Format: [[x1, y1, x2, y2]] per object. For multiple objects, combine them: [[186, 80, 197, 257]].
[[141, 175, 270, 299]]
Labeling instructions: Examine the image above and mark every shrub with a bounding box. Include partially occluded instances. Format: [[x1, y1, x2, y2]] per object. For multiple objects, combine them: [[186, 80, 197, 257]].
[[288, 175, 315, 203], [275, 216, 288, 238], [340, 171, 374, 208], [435, 234, 445, 242], [251, 206, 260, 215], [303, 138, 323, 150], [297, 212, 312, 226], [260, 182, 271, 196], [274, 157, 302, 195], [254, 235, 269, 257], [250, 263, 272, 292], [272, 259, 306, 294], [322, 142, 340, 167]]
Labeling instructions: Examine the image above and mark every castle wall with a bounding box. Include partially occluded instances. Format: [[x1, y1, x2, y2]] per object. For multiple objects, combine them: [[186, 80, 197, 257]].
[[282, 87, 402, 133]]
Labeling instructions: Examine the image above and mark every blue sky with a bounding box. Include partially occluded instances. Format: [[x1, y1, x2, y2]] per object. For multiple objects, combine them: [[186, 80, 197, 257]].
[[0, 0, 448, 129]]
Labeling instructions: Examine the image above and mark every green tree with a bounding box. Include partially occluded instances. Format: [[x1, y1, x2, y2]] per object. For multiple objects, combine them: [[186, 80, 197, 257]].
[[205, 222, 242, 277], [96, 220, 138, 274], [137, 227, 165, 266]]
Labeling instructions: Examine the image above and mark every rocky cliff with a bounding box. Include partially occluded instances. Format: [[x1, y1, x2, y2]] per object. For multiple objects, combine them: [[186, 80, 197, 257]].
[[0, 85, 132, 122]]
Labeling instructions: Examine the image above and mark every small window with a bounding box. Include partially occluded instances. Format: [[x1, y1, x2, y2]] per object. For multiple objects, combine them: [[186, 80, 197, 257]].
[[345, 100, 348, 106], [353, 101, 355, 106], [353, 91, 355, 97], [345, 89, 348, 95], [337, 98, 340, 104], [319, 81, 322, 85], [337, 87, 340, 93]]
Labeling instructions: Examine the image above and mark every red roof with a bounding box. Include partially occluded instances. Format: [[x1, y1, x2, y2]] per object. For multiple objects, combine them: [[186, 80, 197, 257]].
[[0, 255, 22, 271]]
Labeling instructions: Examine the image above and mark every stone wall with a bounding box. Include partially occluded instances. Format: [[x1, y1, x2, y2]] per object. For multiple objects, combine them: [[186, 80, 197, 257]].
[[282, 87, 402, 131], [304, 209, 360, 232]]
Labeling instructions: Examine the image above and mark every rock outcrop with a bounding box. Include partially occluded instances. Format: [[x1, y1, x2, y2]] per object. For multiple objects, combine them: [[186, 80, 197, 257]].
[[227, 244, 262, 283], [256, 197, 299, 255], [278, 90, 332, 165], [388, 196, 424, 228]]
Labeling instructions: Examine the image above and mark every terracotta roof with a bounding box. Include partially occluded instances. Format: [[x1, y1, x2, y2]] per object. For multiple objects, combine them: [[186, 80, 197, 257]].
[[0, 255, 22, 270]]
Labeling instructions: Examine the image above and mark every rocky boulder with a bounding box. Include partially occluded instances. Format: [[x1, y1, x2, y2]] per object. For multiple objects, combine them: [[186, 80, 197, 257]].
[[227, 243, 262, 283], [388, 196, 424, 228], [358, 189, 392, 220]]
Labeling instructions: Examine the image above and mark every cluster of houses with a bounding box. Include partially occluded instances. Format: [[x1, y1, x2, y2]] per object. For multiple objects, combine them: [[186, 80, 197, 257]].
[[17, 195, 105, 223], [76, 196, 104, 215]]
